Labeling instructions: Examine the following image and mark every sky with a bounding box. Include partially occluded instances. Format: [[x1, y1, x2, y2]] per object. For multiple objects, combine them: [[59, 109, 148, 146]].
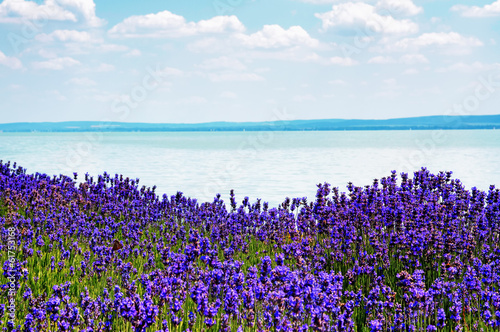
[[0, 0, 499, 124]]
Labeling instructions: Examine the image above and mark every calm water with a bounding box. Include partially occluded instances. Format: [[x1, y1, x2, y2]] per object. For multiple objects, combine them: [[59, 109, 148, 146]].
[[1, 130, 499, 207]]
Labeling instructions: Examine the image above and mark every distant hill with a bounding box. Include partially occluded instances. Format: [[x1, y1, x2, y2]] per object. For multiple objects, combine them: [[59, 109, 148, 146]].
[[1, 114, 500, 132]]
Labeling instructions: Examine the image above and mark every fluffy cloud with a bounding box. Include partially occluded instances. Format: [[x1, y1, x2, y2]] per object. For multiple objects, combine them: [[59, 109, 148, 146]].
[[34, 30, 129, 56], [108, 11, 245, 38], [391, 32, 483, 52], [187, 37, 230, 53], [436, 62, 500, 73], [400, 54, 429, 64], [234, 25, 320, 48], [0, 51, 23, 69], [376, 0, 423, 17], [57, 0, 105, 27], [35, 30, 94, 43], [187, 25, 321, 56], [299, 0, 423, 16], [368, 54, 428, 64], [452, 1, 500, 18], [33, 56, 80, 70], [34, 30, 132, 56], [238, 49, 324, 64], [0, 0, 75, 23], [0, 0, 104, 26], [329, 56, 358, 66], [315, 2, 419, 35], [93, 44, 128, 52]]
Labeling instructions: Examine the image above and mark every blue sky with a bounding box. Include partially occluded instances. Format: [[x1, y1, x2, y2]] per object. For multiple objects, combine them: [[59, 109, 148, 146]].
[[0, 0, 499, 123]]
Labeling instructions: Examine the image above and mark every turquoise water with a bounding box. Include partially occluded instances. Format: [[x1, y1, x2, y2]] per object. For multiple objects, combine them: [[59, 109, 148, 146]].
[[1, 130, 499, 207]]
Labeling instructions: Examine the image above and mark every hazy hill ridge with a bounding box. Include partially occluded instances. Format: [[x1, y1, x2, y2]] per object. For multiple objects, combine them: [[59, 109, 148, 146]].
[[1, 114, 500, 132]]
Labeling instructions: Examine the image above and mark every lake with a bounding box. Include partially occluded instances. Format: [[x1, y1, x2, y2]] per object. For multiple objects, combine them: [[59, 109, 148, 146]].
[[1, 130, 499, 207]]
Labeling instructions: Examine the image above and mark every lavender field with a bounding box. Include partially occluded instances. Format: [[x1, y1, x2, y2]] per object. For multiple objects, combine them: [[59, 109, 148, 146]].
[[1, 0, 499, 330], [1, 160, 500, 331]]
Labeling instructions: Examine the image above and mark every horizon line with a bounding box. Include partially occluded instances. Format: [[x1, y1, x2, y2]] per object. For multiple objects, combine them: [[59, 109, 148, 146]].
[[1, 113, 500, 126]]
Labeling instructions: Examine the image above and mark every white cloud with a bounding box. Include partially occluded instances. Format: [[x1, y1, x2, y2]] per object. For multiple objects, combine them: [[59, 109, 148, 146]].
[[196, 16, 245, 34], [198, 56, 247, 71], [66, 77, 96, 86], [0, 0, 75, 23], [203, 47, 328, 66], [234, 25, 319, 48], [329, 56, 358, 66], [62, 43, 129, 55], [376, 0, 423, 17], [315, 2, 419, 35], [401, 32, 482, 48], [35, 30, 129, 55], [187, 25, 321, 60], [451, 1, 500, 18], [387, 32, 483, 53], [187, 37, 230, 53], [56, 0, 105, 27], [367, 53, 427, 64], [0, 0, 104, 26], [0, 51, 23, 69], [36, 30, 94, 43], [300, 0, 423, 17], [33, 56, 80, 70], [399, 53, 428, 64], [241, 50, 356, 66], [108, 11, 245, 38], [99, 44, 129, 52], [38, 49, 58, 58], [436, 62, 500, 73]]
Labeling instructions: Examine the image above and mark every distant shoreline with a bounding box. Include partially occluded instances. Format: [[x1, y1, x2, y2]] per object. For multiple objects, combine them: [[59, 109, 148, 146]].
[[0, 128, 498, 134], [0, 114, 499, 132]]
